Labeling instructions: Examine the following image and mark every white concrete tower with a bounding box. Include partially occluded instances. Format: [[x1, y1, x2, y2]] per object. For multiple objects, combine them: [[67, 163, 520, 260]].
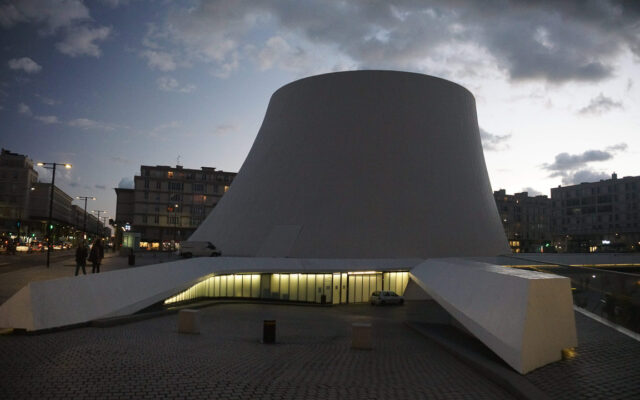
[[191, 71, 509, 258]]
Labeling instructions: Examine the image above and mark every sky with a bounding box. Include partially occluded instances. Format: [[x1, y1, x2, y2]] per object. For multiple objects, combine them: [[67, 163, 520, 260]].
[[0, 0, 639, 222]]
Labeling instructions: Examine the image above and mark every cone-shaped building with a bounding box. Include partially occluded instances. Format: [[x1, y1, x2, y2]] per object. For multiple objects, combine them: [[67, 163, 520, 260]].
[[191, 70, 509, 258]]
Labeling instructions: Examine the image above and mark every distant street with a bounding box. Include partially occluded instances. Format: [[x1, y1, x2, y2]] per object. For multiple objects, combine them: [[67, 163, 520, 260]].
[[0, 250, 75, 274]]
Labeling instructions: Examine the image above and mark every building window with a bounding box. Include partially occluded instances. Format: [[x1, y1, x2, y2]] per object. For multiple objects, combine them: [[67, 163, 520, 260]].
[[156, 181, 161, 189], [193, 183, 204, 193], [154, 215, 159, 224], [144, 178, 149, 189], [169, 193, 181, 201], [168, 216, 179, 224], [168, 171, 174, 178], [142, 215, 147, 223], [192, 206, 204, 215], [144, 191, 149, 200], [169, 182, 183, 191]]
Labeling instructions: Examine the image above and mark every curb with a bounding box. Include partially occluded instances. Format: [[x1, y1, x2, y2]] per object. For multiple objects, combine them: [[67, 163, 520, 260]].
[[405, 321, 550, 400]]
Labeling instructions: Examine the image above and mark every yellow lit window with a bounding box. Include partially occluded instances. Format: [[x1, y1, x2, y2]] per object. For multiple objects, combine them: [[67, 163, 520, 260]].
[[168, 171, 174, 178]]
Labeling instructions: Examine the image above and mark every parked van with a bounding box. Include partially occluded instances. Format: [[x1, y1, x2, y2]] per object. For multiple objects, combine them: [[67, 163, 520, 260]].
[[179, 241, 221, 258]]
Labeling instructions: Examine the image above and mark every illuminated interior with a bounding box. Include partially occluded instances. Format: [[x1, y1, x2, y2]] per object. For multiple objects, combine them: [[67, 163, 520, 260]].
[[164, 271, 409, 305]]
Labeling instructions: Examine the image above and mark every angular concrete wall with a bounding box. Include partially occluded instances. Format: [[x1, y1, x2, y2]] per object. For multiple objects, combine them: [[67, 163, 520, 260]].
[[191, 71, 509, 258], [0, 257, 421, 331], [410, 258, 578, 374]]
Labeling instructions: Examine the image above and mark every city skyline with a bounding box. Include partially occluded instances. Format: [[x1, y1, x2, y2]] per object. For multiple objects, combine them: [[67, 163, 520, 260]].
[[1, 1, 639, 221]]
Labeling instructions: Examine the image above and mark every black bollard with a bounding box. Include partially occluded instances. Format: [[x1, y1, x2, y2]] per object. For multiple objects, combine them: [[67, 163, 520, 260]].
[[263, 320, 276, 343]]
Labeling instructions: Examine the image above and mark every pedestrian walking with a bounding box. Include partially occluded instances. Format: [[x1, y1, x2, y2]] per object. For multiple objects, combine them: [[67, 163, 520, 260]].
[[75, 241, 88, 276], [88, 239, 104, 273]]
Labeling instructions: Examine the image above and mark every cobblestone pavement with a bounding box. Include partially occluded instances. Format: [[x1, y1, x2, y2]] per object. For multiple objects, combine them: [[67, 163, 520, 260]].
[[526, 312, 640, 399], [0, 303, 515, 399]]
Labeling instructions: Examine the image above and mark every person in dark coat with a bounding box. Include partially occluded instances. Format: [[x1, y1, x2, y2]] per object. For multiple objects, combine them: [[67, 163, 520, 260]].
[[75, 241, 88, 276], [88, 239, 104, 273]]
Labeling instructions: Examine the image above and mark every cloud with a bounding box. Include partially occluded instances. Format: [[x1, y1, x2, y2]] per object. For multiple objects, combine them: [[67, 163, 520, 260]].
[[148, 120, 180, 138], [117, 177, 134, 189], [68, 118, 115, 130], [141, 50, 177, 71], [544, 150, 613, 173], [34, 115, 59, 124], [35, 94, 58, 105], [110, 156, 130, 164], [7, 57, 42, 73], [137, 1, 640, 83], [156, 76, 195, 93], [213, 124, 237, 136], [94, 184, 106, 190], [578, 93, 624, 115], [479, 128, 511, 151], [565, 169, 611, 185], [521, 187, 544, 197], [100, 0, 134, 7], [542, 143, 627, 184], [56, 25, 111, 57], [0, 0, 90, 31], [18, 103, 32, 115]]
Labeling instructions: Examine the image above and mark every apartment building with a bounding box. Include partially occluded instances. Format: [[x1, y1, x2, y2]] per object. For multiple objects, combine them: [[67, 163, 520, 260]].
[[115, 164, 236, 249], [550, 173, 640, 252], [0, 149, 39, 235], [493, 189, 552, 253]]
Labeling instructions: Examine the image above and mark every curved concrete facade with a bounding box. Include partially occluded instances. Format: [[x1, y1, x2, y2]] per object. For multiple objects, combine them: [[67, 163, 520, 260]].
[[192, 71, 509, 258]]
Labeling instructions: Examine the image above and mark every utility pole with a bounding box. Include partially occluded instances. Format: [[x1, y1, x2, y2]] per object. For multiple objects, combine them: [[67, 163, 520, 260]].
[[93, 210, 106, 238], [76, 196, 96, 241], [37, 161, 72, 268]]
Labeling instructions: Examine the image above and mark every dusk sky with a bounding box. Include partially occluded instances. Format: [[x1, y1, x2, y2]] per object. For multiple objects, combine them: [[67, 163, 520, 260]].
[[1, 0, 639, 221]]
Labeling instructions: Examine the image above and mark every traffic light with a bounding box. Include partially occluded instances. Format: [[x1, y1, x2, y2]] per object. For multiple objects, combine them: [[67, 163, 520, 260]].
[[49, 224, 53, 230], [16, 220, 21, 228]]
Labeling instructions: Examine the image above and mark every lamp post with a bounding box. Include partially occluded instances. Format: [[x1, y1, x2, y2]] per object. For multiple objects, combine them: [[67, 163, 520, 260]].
[[75, 196, 96, 241], [36, 161, 72, 268], [173, 204, 179, 252], [100, 216, 109, 241], [92, 210, 105, 238]]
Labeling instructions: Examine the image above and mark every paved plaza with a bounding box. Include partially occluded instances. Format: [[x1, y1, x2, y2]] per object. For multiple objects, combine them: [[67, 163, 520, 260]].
[[1, 303, 515, 399], [1, 255, 639, 399]]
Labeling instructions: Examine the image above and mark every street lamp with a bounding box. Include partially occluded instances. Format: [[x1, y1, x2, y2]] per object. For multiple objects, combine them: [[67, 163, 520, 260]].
[[100, 216, 110, 239], [36, 161, 72, 268], [75, 196, 96, 240], [92, 210, 105, 238]]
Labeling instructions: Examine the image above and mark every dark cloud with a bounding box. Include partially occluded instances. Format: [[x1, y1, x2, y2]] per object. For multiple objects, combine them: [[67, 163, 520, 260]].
[[94, 184, 106, 190], [578, 93, 623, 114], [542, 143, 627, 184], [479, 128, 511, 151], [117, 177, 134, 189], [147, 0, 640, 84], [544, 150, 613, 173], [563, 169, 611, 185], [521, 187, 543, 196]]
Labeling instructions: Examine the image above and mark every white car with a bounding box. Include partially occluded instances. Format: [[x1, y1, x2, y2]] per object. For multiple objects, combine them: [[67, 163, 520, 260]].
[[15, 243, 30, 252], [179, 241, 221, 258], [370, 290, 404, 305]]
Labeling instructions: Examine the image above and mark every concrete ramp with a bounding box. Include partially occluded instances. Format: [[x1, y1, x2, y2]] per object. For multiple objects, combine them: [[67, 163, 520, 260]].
[[0, 258, 214, 331], [410, 258, 577, 374]]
